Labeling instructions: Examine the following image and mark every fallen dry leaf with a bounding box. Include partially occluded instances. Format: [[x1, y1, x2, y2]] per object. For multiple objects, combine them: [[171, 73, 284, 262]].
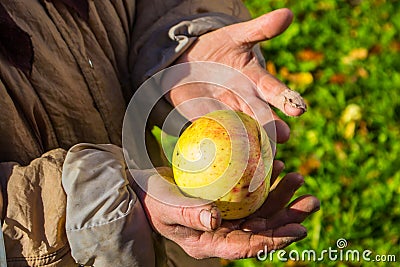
[[297, 49, 324, 62], [330, 73, 347, 84], [390, 40, 400, 52], [339, 104, 363, 139], [299, 156, 321, 176], [334, 141, 347, 161], [288, 72, 314, 86], [356, 67, 369, 78], [279, 67, 313, 87], [342, 48, 368, 64], [340, 104, 362, 124], [266, 60, 277, 75]]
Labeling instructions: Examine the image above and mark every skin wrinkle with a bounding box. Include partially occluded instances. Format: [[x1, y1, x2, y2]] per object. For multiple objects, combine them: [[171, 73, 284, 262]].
[[199, 34, 248, 68], [184, 47, 265, 114], [240, 21, 270, 50], [179, 206, 192, 229], [223, 231, 239, 259], [270, 228, 276, 250], [258, 71, 289, 100], [180, 228, 209, 259], [242, 61, 305, 116], [206, 229, 220, 258], [246, 232, 258, 258], [209, 26, 252, 67], [220, 25, 250, 53]]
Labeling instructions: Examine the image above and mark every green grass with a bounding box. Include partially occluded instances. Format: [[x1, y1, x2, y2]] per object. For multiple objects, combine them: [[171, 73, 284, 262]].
[[228, 0, 400, 266]]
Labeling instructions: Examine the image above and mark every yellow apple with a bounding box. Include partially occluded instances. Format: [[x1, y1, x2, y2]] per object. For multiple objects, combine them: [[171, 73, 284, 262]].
[[172, 110, 273, 219]]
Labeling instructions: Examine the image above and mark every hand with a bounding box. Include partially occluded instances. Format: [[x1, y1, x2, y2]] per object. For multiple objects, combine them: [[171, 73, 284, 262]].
[[169, 8, 306, 143], [128, 162, 319, 260]]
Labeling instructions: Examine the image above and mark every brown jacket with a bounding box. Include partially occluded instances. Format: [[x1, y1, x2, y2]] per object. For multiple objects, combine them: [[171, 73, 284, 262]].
[[0, 0, 251, 266]]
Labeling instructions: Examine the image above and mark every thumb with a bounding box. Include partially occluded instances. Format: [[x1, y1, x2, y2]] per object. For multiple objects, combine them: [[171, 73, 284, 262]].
[[225, 8, 293, 47], [177, 204, 222, 231], [129, 168, 222, 231]]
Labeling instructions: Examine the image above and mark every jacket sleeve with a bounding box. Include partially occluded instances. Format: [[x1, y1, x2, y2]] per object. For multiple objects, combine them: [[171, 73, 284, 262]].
[[62, 143, 156, 267], [130, 0, 253, 87], [0, 149, 79, 266]]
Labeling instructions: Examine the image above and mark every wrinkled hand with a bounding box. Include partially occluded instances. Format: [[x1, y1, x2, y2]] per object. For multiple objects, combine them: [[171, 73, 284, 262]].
[[128, 161, 319, 260], [169, 8, 307, 143]]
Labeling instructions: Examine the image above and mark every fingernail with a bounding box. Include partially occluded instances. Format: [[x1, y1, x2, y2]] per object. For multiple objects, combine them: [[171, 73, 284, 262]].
[[289, 228, 307, 242], [281, 88, 307, 116], [284, 103, 306, 116], [300, 228, 308, 239], [200, 209, 211, 230], [311, 201, 321, 213], [210, 206, 222, 230], [200, 207, 221, 230]]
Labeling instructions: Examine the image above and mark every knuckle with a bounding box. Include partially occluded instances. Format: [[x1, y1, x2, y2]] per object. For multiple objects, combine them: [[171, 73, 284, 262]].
[[180, 206, 195, 226]]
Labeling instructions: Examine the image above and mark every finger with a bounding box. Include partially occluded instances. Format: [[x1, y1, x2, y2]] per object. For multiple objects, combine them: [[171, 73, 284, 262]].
[[169, 87, 231, 121], [288, 194, 321, 215], [248, 100, 290, 143], [256, 172, 304, 217], [241, 97, 291, 143], [261, 223, 308, 251], [212, 223, 307, 259], [153, 185, 222, 232], [225, 8, 294, 47], [233, 95, 290, 144], [170, 77, 292, 142], [270, 160, 285, 186], [223, 8, 306, 116], [244, 62, 307, 116], [241, 195, 320, 232], [176, 204, 222, 231], [242, 101, 291, 144], [129, 168, 222, 231], [273, 115, 291, 143], [146, 193, 222, 232]]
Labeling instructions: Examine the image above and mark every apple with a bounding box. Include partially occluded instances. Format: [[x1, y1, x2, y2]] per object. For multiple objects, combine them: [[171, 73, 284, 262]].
[[172, 110, 273, 219]]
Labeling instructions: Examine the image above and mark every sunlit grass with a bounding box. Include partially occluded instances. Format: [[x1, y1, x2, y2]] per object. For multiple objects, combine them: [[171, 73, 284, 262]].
[[228, 0, 400, 266]]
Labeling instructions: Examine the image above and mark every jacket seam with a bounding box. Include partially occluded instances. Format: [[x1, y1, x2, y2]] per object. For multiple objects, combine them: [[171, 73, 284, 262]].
[[6, 243, 71, 263], [65, 189, 137, 232]]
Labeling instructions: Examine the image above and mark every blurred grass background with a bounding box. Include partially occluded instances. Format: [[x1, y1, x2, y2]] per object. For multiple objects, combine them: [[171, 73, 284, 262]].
[[228, 0, 400, 266]]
